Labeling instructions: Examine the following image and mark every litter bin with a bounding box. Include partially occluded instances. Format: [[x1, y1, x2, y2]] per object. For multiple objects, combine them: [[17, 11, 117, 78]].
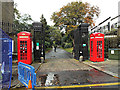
[[108, 48, 120, 60]]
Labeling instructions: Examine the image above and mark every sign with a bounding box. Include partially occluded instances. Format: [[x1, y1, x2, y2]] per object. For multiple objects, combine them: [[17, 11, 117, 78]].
[[19, 36, 28, 38], [90, 37, 94, 39], [95, 37, 103, 38], [83, 44, 86, 47], [111, 50, 114, 54], [98, 34, 101, 36], [36, 46, 39, 50], [22, 33, 25, 35], [36, 42, 39, 46]]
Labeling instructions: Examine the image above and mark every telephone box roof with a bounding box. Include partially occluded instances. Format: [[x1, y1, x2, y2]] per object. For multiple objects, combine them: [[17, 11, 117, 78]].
[[90, 33, 104, 37], [17, 31, 32, 36]]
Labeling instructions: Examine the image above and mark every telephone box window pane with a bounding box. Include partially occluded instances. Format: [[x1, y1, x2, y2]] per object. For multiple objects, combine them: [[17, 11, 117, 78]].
[[25, 41, 27, 43], [97, 41, 102, 58], [25, 48, 27, 50], [20, 44, 22, 47], [91, 41, 93, 57]]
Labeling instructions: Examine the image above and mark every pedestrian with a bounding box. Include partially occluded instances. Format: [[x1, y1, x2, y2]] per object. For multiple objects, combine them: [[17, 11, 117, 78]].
[[54, 44, 57, 52]]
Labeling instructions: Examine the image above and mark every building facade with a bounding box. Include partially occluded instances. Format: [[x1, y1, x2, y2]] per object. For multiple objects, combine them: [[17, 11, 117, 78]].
[[118, 1, 120, 24], [0, 0, 17, 55], [0, 0, 14, 33]]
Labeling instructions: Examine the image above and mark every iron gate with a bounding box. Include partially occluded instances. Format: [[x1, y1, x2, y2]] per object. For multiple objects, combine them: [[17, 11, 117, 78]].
[[32, 22, 45, 62], [74, 23, 89, 60]]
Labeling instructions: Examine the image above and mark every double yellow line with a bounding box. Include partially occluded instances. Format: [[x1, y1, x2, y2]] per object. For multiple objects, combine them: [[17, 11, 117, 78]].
[[35, 82, 120, 89]]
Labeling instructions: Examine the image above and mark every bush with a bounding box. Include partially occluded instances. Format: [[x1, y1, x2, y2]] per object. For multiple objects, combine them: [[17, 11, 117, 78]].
[[45, 41, 51, 48], [64, 43, 72, 48]]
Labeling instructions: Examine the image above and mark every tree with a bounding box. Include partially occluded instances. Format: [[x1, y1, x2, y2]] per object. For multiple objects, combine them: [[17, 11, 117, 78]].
[[40, 14, 62, 47], [14, 3, 33, 33], [40, 15, 53, 48], [61, 33, 73, 48], [51, 1, 100, 33], [49, 26, 62, 45], [40, 14, 47, 29]]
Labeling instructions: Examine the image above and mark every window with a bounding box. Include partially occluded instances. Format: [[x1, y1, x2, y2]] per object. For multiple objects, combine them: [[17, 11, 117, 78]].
[[91, 41, 93, 57], [97, 41, 102, 58]]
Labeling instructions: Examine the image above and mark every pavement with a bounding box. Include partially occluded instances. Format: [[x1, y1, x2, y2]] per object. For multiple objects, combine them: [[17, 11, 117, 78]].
[[11, 48, 120, 89], [83, 59, 120, 78]]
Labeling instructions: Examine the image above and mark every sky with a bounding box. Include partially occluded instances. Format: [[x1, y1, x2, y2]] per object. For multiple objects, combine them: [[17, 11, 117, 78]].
[[14, 0, 120, 26]]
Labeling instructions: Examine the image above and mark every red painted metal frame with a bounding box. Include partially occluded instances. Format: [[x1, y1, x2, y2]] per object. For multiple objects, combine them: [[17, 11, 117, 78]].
[[90, 33, 104, 62], [17, 32, 32, 64]]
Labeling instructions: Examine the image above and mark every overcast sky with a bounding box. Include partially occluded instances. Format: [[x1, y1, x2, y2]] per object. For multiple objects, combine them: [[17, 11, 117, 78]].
[[14, 0, 120, 26]]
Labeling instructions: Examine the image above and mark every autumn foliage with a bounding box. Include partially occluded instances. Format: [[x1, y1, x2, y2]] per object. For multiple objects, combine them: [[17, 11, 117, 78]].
[[51, 1, 100, 33]]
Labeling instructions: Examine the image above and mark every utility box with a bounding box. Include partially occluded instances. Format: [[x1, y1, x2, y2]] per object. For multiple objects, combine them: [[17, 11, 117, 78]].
[[108, 48, 120, 60], [90, 33, 104, 62], [17, 31, 32, 64]]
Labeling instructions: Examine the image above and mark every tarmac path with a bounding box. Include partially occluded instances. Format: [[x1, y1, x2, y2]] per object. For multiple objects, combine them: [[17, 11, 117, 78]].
[[36, 48, 119, 88], [45, 48, 73, 59]]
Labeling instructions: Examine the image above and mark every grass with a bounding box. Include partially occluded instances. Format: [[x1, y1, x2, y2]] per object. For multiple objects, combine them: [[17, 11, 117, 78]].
[[63, 47, 73, 53]]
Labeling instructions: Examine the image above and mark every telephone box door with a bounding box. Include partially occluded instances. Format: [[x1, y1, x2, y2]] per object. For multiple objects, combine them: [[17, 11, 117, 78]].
[[17, 32, 32, 64], [90, 33, 104, 62]]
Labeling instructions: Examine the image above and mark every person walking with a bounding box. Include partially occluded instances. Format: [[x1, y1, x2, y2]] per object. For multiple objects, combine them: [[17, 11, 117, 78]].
[[54, 44, 57, 52]]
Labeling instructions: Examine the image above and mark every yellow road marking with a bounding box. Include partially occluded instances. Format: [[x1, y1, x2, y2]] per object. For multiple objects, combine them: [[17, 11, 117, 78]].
[[35, 82, 120, 89]]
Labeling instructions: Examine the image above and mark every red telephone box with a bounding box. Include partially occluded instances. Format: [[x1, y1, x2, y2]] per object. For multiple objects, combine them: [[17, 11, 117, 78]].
[[17, 31, 32, 64], [90, 33, 104, 62]]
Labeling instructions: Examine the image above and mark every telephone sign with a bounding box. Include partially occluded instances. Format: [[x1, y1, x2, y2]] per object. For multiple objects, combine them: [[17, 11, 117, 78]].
[[17, 32, 32, 64], [83, 44, 86, 47], [36, 43, 39, 46], [36, 42, 39, 50], [90, 33, 104, 62]]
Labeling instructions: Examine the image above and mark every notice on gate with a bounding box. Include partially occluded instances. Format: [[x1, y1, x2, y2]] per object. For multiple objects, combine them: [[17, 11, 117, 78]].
[[111, 50, 114, 54], [36, 46, 39, 50], [36, 42, 39, 50]]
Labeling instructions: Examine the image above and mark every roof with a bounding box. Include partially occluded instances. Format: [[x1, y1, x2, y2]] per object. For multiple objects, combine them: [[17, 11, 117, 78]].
[[17, 31, 32, 36], [0, 28, 12, 39], [90, 33, 104, 37]]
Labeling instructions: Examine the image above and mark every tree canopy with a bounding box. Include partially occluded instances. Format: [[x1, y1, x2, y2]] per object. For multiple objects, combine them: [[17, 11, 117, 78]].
[[14, 3, 33, 33], [51, 1, 100, 33]]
